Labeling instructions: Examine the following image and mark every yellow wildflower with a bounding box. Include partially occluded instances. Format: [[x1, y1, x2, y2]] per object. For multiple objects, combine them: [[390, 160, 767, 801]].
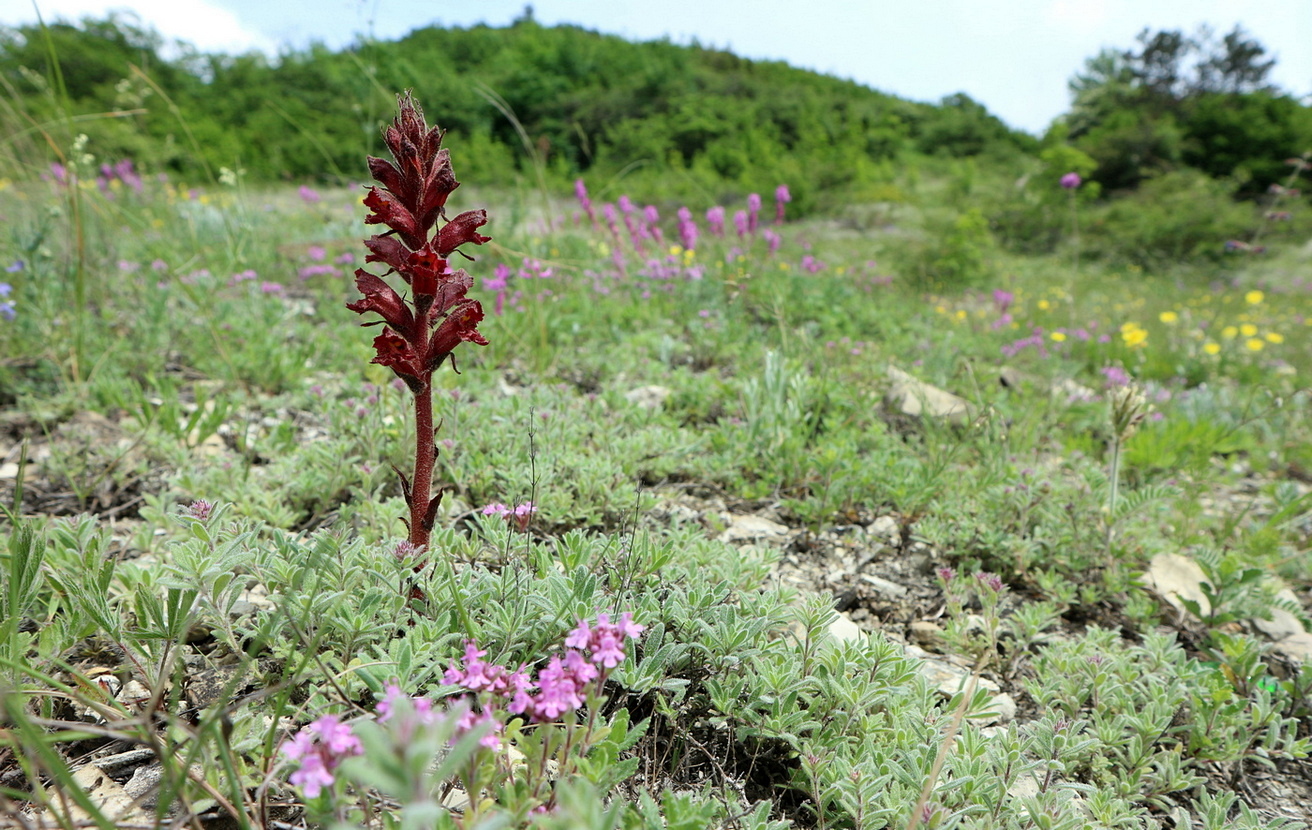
[[1265, 332, 1284, 344], [1240, 323, 1258, 337], [1246, 338, 1265, 351], [1222, 326, 1238, 339], [1245, 290, 1264, 305], [1050, 332, 1067, 342], [1203, 342, 1221, 355], [1120, 322, 1148, 348], [1159, 311, 1178, 324]]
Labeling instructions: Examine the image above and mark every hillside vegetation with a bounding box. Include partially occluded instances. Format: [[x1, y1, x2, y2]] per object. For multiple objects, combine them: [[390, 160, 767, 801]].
[[0, 14, 1311, 830]]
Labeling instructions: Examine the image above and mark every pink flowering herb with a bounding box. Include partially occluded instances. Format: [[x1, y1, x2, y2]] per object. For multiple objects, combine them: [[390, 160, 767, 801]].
[[774, 184, 791, 224], [746, 193, 761, 233], [481, 501, 535, 532], [705, 206, 725, 237], [733, 210, 749, 238], [1060, 172, 1082, 190], [280, 715, 363, 799], [574, 179, 596, 227]]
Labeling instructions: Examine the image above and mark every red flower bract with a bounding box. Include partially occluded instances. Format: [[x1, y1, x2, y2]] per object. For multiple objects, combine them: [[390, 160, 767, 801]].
[[348, 91, 490, 379]]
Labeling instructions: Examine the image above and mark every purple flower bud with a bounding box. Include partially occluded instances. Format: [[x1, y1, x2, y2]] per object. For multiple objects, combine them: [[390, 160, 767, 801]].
[[1060, 172, 1081, 190]]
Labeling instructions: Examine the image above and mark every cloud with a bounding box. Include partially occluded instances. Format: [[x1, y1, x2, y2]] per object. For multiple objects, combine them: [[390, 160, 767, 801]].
[[1, 0, 279, 54]]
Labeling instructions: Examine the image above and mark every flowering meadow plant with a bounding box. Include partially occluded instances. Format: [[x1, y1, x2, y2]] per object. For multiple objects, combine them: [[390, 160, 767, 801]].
[[279, 614, 646, 821], [347, 92, 491, 554]]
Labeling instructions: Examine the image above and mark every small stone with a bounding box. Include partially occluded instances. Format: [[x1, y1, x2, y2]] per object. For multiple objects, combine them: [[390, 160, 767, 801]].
[[1251, 589, 1307, 642], [1143, 552, 1211, 618], [624, 385, 673, 409], [1272, 631, 1312, 662], [0, 462, 19, 479], [827, 611, 865, 643], [123, 765, 164, 808], [860, 575, 908, 598], [986, 692, 1018, 723], [720, 514, 789, 543], [909, 621, 946, 650], [884, 365, 973, 424], [866, 515, 901, 545], [1051, 378, 1098, 403], [998, 366, 1024, 389], [1253, 607, 1306, 643]]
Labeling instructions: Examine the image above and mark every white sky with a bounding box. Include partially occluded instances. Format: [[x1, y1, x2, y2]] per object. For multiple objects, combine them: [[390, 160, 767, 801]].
[[2, 0, 1310, 135]]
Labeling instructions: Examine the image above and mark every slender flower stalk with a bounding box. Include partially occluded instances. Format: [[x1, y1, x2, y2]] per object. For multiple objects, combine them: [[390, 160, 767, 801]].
[[1061, 172, 1082, 328], [347, 92, 491, 556], [774, 184, 791, 224]]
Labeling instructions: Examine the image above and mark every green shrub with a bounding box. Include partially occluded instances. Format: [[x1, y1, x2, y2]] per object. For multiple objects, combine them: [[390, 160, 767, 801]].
[[1085, 169, 1256, 267]]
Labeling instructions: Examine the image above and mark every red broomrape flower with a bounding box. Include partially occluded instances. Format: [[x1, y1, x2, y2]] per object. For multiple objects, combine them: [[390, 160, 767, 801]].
[[347, 92, 491, 550]]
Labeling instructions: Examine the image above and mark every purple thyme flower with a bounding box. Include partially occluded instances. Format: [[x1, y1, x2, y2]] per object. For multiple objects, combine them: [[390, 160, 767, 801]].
[[280, 715, 363, 798], [1100, 366, 1131, 388], [774, 184, 791, 224], [733, 210, 749, 238], [677, 207, 699, 250], [705, 206, 725, 237]]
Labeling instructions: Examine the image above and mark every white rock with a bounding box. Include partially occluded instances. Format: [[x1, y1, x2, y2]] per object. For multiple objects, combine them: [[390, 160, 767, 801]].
[[1251, 589, 1307, 642], [884, 365, 973, 423], [827, 612, 865, 643], [1143, 552, 1211, 618], [1272, 631, 1312, 662], [719, 514, 789, 542], [0, 462, 18, 479], [861, 575, 908, 598], [43, 765, 149, 825], [1051, 378, 1098, 403], [866, 515, 901, 544], [624, 385, 673, 409]]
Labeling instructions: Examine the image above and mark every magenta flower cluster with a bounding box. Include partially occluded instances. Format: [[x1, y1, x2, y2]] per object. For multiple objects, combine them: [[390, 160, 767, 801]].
[[572, 183, 791, 259], [481, 258, 555, 316], [280, 715, 363, 798], [279, 613, 644, 800], [444, 613, 645, 726], [482, 500, 536, 531], [96, 159, 143, 197]]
